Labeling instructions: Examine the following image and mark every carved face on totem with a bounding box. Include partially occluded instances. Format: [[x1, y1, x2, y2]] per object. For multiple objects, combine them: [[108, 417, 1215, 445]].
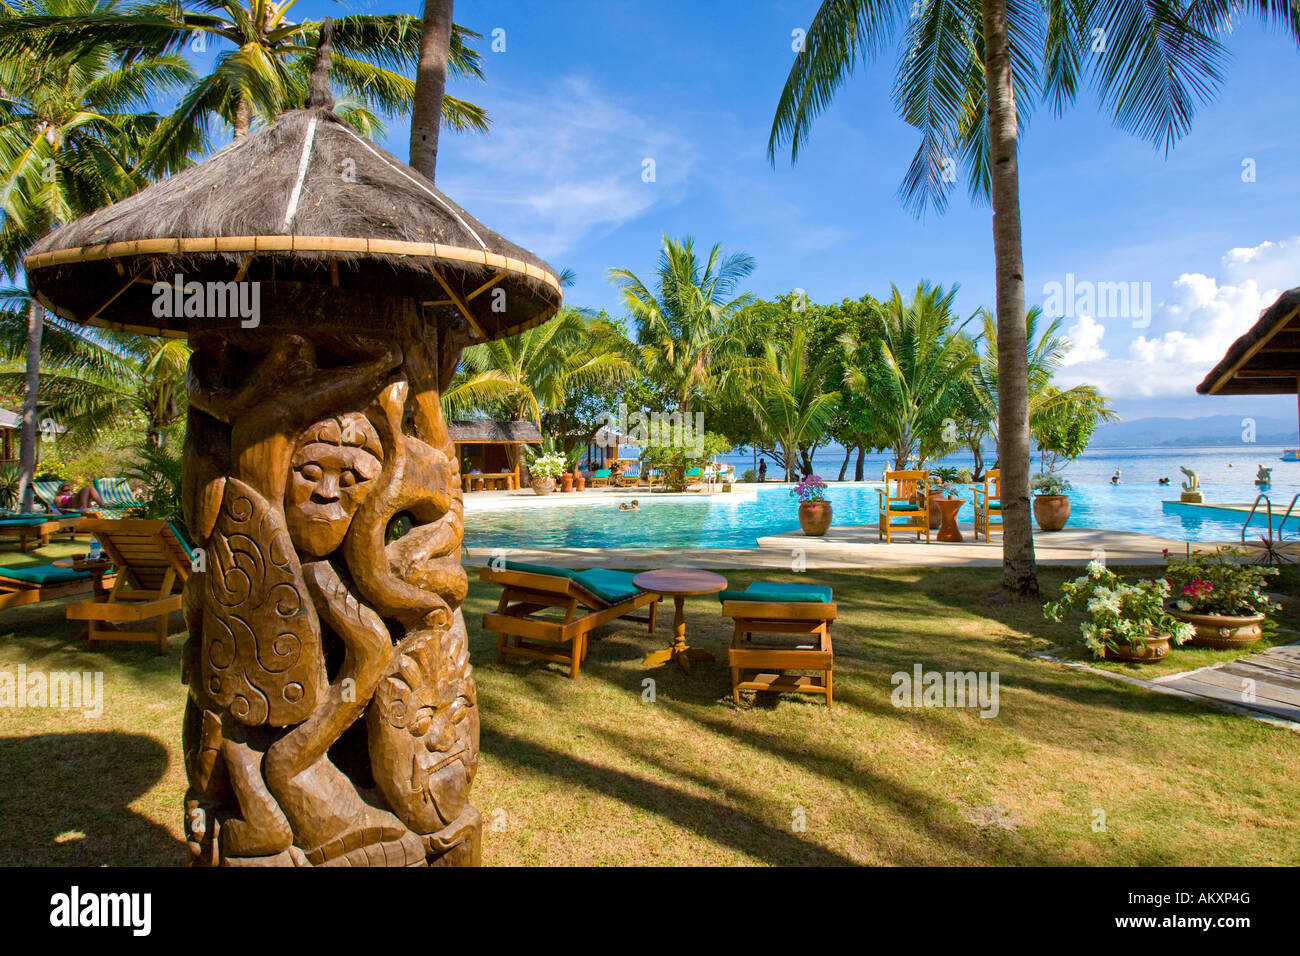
[[284, 414, 383, 557], [369, 632, 478, 835]]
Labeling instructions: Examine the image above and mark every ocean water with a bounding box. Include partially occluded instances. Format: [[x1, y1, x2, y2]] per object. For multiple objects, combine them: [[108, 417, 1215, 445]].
[[463, 446, 1300, 551]]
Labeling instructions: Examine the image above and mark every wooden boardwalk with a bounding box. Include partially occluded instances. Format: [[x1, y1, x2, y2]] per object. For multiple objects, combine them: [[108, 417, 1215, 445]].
[[1153, 643, 1300, 725]]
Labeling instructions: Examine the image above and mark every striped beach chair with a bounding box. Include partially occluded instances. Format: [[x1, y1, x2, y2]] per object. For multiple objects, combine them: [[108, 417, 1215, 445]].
[[91, 477, 146, 518]]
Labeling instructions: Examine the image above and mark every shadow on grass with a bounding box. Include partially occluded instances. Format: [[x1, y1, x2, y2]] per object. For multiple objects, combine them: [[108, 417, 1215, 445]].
[[0, 732, 182, 865], [480, 725, 859, 865]]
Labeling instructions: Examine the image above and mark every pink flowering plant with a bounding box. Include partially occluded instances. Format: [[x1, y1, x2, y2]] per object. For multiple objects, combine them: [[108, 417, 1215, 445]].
[[1044, 561, 1194, 659], [790, 475, 829, 503], [1163, 545, 1277, 616]]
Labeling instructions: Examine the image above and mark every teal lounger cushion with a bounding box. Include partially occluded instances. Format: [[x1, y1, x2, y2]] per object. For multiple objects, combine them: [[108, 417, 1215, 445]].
[[886, 502, 920, 511], [592, 469, 611, 478], [718, 580, 833, 604], [502, 559, 578, 581], [570, 568, 642, 604], [0, 564, 91, 585], [0, 516, 53, 526]]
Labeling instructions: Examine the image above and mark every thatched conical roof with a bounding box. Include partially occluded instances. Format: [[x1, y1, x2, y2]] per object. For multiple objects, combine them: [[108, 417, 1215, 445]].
[[24, 106, 562, 341]]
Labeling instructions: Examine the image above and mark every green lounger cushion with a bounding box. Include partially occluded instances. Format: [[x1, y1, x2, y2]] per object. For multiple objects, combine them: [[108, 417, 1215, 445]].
[[570, 568, 642, 604], [591, 469, 612, 478], [0, 564, 91, 585], [886, 502, 920, 511], [0, 516, 54, 527], [718, 581, 833, 604], [502, 559, 578, 581], [684, 468, 701, 477]]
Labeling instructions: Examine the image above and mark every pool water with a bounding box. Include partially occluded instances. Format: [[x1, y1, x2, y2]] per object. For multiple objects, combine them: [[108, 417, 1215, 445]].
[[463, 482, 1300, 551]]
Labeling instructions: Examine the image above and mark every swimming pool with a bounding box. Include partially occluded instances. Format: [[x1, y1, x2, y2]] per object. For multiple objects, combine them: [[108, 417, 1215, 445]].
[[463, 482, 1300, 550]]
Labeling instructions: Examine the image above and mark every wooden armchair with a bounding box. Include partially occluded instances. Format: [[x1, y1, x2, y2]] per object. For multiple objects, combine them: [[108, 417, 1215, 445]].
[[973, 469, 1002, 541], [877, 470, 930, 543]]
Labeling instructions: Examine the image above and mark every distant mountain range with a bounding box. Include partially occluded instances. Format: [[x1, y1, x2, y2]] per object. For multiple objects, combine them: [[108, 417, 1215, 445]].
[[1090, 414, 1296, 448]]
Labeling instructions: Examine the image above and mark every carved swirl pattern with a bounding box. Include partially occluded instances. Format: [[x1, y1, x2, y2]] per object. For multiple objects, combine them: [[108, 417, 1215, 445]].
[[201, 478, 324, 728]]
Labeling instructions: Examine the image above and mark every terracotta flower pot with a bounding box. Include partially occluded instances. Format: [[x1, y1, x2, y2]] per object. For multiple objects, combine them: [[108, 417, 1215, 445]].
[[798, 501, 833, 536], [1102, 632, 1170, 663], [531, 477, 555, 496], [1169, 609, 1265, 648], [561, 473, 574, 493], [575, 476, 586, 492], [1033, 494, 1071, 532], [472, 478, 485, 492]]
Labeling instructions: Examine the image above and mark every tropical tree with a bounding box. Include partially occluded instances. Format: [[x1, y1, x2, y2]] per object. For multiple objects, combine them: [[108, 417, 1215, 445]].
[[410, 0, 454, 180], [609, 235, 756, 416], [842, 283, 974, 471], [0, 288, 190, 449], [1, 0, 194, 508], [441, 308, 636, 455], [0, 1, 489, 172], [746, 327, 840, 481], [967, 306, 1117, 458], [769, 0, 1298, 595]]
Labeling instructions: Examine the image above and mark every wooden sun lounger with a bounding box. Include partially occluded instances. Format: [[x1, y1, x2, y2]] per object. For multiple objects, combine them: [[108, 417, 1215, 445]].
[[721, 585, 837, 706], [481, 564, 660, 678], [0, 563, 99, 612], [0, 516, 61, 552], [64, 518, 191, 654]]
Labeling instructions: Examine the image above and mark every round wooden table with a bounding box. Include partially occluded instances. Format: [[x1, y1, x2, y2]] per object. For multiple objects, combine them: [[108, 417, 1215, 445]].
[[633, 569, 728, 673], [52, 556, 115, 594], [935, 497, 965, 542]]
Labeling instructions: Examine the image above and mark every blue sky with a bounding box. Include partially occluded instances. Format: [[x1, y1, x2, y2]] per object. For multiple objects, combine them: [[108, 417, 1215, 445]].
[[223, 3, 1300, 423]]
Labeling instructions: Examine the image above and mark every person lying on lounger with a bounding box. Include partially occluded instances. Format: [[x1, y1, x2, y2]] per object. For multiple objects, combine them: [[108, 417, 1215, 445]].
[[52, 482, 105, 511]]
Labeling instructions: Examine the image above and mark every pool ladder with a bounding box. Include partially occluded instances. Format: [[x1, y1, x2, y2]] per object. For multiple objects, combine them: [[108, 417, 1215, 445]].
[[1241, 492, 1300, 547]]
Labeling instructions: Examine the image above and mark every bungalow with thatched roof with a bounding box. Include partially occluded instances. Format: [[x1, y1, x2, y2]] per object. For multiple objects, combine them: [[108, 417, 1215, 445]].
[[1197, 288, 1300, 458], [449, 420, 542, 491]]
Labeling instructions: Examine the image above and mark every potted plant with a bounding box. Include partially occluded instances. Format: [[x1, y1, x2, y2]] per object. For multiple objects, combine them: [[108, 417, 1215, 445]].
[[790, 475, 832, 535], [1031, 473, 1072, 532], [524, 439, 568, 496], [1044, 562, 1195, 662], [1163, 545, 1278, 647]]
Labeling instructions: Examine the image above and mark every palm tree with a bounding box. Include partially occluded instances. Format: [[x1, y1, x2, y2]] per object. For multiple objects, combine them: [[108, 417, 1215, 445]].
[[748, 327, 840, 481], [0, 288, 190, 449], [968, 306, 1117, 459], [410, 0, 453, 180], [769, 0, 1297, 595], [609, 235, 756, 416], [1, 0, 194, 508], [842, 283, 974, 471], [442, 308, 636, 455], [0, 1, 490, 171]]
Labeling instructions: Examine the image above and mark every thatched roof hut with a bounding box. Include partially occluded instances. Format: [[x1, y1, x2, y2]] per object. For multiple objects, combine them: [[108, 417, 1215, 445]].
[[24, 92, 561, 342], [1197, 288, 1300, 396], [447, 420, 543, 444]]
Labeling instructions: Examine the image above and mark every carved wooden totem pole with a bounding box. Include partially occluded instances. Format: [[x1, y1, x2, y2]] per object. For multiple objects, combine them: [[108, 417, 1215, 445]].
[[25, 40, 561, 866]]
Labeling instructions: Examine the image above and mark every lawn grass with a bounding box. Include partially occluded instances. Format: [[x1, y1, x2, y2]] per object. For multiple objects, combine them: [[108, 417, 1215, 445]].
[[1, 549, 1298, 866]]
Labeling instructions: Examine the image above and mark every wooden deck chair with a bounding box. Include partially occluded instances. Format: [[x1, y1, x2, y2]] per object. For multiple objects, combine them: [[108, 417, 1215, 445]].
[[646, 468, 664, 489], [0, 515, 61, 551], [620, 463, 643, 486], [0, 563, 98, 611], [721, 582, 836, 706], [23, 482, 84, 539], [589, 468, 612, 488], [89, 477, 146, 518], [877, 470, 930, 543], [973, 469, 1002, 542], [65, 518, 191, 654], [481, 560, 660, 678]]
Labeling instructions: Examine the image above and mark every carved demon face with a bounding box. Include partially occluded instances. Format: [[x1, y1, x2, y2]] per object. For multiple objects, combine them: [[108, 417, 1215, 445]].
[[285, 414, 382, 556], [368, 629, 478, 835]]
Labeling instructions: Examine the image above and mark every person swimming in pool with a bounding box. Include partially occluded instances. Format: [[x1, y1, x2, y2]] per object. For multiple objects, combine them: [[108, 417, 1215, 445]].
[[1158, 477, 1170, 485], [1110, 469, 1121, 485], [618, 499, 640, 512]]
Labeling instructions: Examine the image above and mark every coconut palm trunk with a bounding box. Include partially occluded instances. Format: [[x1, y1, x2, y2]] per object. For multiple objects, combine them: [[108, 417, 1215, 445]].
[[980, 0, 1036, 596], [17, 298, 43, 511], [410, 0, 454, 181]]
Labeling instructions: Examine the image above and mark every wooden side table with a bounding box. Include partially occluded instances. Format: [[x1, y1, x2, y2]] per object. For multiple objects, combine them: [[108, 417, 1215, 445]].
[[935, 497, 965, 542], [633, 569, 728, 673]]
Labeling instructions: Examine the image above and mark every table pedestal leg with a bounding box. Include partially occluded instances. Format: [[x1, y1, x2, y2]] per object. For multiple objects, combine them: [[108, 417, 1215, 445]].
[[642, 595, 715, 672]]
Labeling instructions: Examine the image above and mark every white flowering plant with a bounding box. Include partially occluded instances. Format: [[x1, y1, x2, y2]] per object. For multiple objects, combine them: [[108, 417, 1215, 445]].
[[1043, 562, 1195, 659]]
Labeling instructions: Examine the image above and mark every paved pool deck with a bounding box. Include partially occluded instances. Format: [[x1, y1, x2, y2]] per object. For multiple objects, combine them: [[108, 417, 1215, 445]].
[[462, 526, 1235, 571]]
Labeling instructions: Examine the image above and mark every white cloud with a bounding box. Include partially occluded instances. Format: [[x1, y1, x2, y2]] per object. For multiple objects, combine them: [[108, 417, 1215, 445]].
[[1062, 314, 1107, 364], [438, 77, 695, 259], [1056, 236, 1300, 398]]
